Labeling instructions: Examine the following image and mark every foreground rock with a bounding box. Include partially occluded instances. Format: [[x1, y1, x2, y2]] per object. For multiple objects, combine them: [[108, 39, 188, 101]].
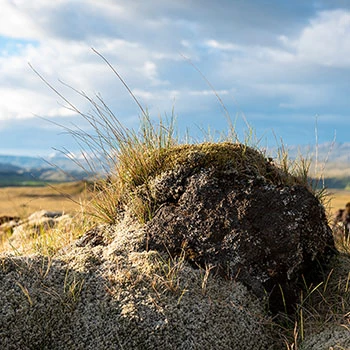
[[145, 143, 335, 312], [299, 254, 350, 350], [0, 218, 279, 349], [301, 327, 350, 350]]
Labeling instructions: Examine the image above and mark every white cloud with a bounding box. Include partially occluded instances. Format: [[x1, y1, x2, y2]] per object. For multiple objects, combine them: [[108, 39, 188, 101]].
[[0, 0, 128, 42], [286, 9, 350, 67], [189, 89, 229, 96], [205, 40, 243, 52], [259, 47, 296, 64], [143, 61, 158, 80], [0, 34, 177, 121], [84, 0, 126, 17], [0, 87, 62, 119], [200, 9, 350, 111], [135, 61, 169, 86], [0, 0, 41, 39], [0, 1, 349, 149], [251, 83, 332, 107]]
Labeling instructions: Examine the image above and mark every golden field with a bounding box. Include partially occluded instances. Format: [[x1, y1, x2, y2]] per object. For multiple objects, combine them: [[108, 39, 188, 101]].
[[0, 181, 90, 218], [327, 188, 350, 214]]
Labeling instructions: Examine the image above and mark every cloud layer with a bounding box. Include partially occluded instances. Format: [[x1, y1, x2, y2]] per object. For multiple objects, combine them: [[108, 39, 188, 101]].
[[0, 0, 349, 154]]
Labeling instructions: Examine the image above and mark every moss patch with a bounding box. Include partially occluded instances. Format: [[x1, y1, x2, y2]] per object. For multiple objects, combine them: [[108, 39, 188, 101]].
[[118, 142, 308, 222]]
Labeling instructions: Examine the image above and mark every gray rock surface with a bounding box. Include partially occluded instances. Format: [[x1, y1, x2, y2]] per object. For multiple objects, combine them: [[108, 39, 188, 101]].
[[299, 254, 350, 350], [300, 327, 350, 350], [0, 218, 279, 349]]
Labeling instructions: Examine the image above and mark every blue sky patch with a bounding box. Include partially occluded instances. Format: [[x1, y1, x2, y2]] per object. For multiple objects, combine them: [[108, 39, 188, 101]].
[[0, 36, 38, 56]]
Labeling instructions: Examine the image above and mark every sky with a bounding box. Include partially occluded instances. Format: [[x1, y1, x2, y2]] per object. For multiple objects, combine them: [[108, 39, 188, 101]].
[[0, 0, 350, 157]]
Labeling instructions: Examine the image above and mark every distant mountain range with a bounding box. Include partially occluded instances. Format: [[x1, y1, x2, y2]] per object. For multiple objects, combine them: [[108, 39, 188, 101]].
[[283, 142, 350, 164], [0, 154, 86, 171], [0, 154, 92, 186], [0, 142, 348, 187]]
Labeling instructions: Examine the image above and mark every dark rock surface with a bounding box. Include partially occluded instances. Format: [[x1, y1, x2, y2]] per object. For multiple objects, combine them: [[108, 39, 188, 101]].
[[145, 144, 335, 312]]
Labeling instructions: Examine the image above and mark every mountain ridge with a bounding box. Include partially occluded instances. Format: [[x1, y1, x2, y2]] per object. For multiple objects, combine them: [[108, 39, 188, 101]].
[[0, 155, 88, 186]]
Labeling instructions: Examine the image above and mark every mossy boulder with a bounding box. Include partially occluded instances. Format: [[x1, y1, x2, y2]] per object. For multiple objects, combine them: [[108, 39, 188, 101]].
[[144, 142, 335, 312]]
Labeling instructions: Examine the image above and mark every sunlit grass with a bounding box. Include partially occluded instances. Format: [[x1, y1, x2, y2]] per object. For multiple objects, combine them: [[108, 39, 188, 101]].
[[0, 210, 90, 256]]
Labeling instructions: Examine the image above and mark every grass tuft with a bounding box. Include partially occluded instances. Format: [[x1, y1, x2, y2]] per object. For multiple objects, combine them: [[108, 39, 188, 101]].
[[277, 255, 350, 349], [30, 50, 320, 226]]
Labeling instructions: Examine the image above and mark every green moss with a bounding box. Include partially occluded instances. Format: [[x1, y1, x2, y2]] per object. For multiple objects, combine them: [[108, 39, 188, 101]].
[[159, 142, 267, 174], [138, 142, 305, 188], [118, 142, 307, 223]]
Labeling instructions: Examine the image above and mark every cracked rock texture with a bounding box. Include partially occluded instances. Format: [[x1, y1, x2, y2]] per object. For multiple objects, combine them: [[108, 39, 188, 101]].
[[146, 144, 335, 312]]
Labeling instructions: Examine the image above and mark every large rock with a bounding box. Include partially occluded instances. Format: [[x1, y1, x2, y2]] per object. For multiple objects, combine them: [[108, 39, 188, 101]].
[[145, 143, 335, 312]]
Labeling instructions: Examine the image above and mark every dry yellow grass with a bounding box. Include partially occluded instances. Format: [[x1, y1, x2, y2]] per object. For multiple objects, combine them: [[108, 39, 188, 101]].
[[0, 181, 92, 256], [327, 188, 350, 215], [0, 181, 90, 218]]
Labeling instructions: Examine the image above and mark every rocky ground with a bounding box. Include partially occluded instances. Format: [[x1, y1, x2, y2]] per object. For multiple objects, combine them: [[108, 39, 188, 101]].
[[0, 142, 349, 349], [1, 216, 281, 349]]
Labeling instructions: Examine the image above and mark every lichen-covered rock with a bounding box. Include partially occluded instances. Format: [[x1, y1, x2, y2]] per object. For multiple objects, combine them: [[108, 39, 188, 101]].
[[145, 143, 335, 312], [9, 210, 71, 246], [300, 326, 350, 350], [298, 254, 350, 350], [0, 218, 280, 349]]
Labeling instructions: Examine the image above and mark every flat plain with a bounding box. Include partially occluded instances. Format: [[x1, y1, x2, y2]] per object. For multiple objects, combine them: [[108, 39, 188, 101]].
[[327, 188, 350, 215], [0, 181, 89, 218]]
